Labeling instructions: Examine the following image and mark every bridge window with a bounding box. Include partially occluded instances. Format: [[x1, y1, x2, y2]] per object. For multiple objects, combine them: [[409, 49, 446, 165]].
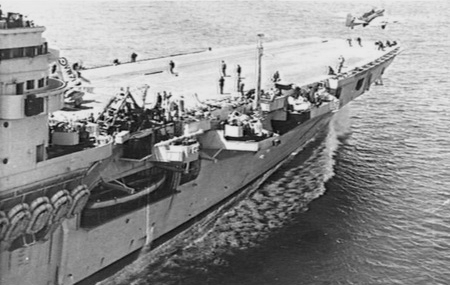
[[38, 78, 45, 88], [0, 45, 47, 60], [355, 78, 365, 91], [26, 80, 34, 90], [25, 95, 44, 116], [0, 49, 11, 60], [12, 48, 24, 58], [25, 47, 34, 57], [16, 82, 24, 95]]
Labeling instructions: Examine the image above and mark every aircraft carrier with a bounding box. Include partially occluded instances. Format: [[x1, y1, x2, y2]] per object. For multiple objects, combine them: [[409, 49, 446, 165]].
[[0, 10, 401, 285]]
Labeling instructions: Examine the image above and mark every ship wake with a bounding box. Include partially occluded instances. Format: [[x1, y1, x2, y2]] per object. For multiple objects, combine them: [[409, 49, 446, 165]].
[[102, 108, 351, 285]]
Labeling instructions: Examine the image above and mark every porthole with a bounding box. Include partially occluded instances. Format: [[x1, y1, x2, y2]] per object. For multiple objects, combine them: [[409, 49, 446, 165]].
[[3, 158, 8, 164], [3, 122, 8, 128]]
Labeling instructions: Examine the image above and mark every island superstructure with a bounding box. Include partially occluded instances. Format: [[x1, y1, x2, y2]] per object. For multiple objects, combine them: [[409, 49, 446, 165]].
[[0, 10, 401, 285]]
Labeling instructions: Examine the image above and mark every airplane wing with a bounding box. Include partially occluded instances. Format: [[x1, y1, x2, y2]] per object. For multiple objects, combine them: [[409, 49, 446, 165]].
[[370, 14, 399, 29], [353, 18, 368, 25]]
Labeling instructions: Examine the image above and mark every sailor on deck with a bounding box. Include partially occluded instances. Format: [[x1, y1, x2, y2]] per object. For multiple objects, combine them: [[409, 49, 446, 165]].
[[356, 37, 362, 47], [272, 71, 280, 82], [131, 52, 137, 62], [327, 66, 336, 75], [337, 55, 345, 73], [219, 76, 225, 94], [169, 60, 176, 75], [240, 82, 245, 97], [252, 119, 263, 136], [236, 64, 242, 78], [221, 60, 227, 77]]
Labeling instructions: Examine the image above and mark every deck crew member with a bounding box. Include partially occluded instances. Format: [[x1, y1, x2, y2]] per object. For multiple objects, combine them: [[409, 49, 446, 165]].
[[327, 66, 336, 75], [169, 60, 176, 75], [131, 52, 137, 62], [240, 82, 245, 97], [221, 60, 227, 77], [337, 55, 345, 73], [253, 119, 263, 136], [156, 92, 163, 108], [236, 64, 242, 78], [272, 71, 280, 82], [219, 76, 225, 94], [375, 41, 385, 51], [88, 113, 95, 123], [179, 96, 185, 115], [356, 37, 362, 47]]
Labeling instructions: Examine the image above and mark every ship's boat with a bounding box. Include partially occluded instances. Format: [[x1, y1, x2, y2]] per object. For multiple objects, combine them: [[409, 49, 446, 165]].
[[0, 8, 401, 285]]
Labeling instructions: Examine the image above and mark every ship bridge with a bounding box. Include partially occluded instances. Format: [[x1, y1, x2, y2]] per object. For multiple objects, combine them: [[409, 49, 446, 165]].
[[0, 11, 112, 192]]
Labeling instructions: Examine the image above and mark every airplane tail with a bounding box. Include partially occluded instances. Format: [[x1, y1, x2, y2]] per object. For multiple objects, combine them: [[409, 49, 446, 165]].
[[345, 13, 354, 27]]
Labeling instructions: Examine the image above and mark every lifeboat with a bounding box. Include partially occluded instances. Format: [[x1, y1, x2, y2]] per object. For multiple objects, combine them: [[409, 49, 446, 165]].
[[26, 197, 54, 235], [3, 204, 31, 244], [86, 175, 165, 209], [0, 211, 9, 241], [81, 174, 166, 228], [50, 190, 73, 223], [68, 185, 91, 218]]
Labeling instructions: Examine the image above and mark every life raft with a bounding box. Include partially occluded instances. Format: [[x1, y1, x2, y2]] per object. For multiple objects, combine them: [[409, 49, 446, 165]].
[[0, 211, 9, 241], [50, 190, 73, 224], [68, 185, 90, 218], [26, 197, 54, 235], [3, 204, 31, 243]]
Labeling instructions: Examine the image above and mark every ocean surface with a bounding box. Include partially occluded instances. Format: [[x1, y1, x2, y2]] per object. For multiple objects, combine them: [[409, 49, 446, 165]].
[[5, 0, 450, 284]]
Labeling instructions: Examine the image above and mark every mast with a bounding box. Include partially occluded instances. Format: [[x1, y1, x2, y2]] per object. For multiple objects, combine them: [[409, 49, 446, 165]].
[[253, 33, 264, 111]]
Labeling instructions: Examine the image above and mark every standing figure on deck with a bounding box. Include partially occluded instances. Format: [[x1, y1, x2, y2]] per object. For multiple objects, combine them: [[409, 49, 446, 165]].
[[375, 41, 385, 51], [156, 92, 162, 108], [236, 64, 242, 78], [337, 55, 345, 73], [219, 76, 225, 94], [221, 60, 227, 77], [131, 52, 137, 62], [240, 81, 245, 97], [327, 66, 336, 75], [356, 37, 362, 47], [347, 38, 352, 47], [169, 60, 176, 75], [272, 71, 280, 82]]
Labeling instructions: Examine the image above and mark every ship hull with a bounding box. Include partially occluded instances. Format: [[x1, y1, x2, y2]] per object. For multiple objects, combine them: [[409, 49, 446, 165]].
[[1, 111, 333, 285]]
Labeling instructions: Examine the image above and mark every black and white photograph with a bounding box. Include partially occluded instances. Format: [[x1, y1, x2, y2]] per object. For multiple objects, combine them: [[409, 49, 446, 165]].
[[0, 0, 448, 284]]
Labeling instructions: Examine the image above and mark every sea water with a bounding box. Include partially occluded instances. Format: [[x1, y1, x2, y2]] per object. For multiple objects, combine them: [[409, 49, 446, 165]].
[[4, 0, 450, 284]]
